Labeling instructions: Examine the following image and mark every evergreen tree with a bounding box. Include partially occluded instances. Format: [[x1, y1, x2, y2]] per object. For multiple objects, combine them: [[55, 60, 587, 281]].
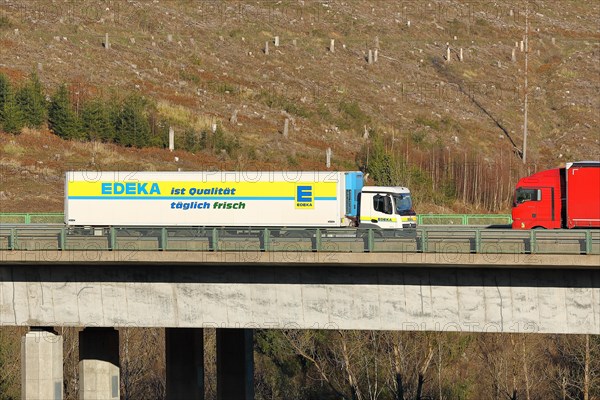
[[16, 71, 47, 129], [2, 93, 25, 134], [113, 95, 150, 147], [48, 84, 81, 139], [0, 75, 25, 134], [81, 98, 115, 142], [182, 128, 201, 152], [0, 73, 10, 123], [367, 132, 394, 186]]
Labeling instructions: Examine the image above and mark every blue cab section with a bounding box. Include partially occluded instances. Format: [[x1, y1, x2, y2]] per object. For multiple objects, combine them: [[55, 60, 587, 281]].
[[344, 172, 363, 217]]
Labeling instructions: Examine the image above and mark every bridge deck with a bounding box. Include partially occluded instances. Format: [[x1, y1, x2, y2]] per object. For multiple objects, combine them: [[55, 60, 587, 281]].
[[0, 259, 598, 334], [1, 249, 600, 268]]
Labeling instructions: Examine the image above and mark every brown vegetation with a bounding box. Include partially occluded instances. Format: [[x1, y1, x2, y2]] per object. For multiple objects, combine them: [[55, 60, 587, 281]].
[[5, 328, 597, 400], [0, 0, 599, 214], [0, 2, 599, 398]]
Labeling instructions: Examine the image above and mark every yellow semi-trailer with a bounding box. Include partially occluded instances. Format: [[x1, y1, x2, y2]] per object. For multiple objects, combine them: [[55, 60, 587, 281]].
[[65, 171, 416, 229]]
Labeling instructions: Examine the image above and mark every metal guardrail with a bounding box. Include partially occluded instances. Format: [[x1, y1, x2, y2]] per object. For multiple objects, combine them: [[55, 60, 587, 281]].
[[0, 213, 64, 224], [0, 213, 513, 225], [0, 226, 597, 255], [417, 214, 512, 225]]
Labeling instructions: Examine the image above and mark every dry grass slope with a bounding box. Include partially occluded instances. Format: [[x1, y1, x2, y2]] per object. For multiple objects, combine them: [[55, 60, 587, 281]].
[[0, 0, 599, 212]]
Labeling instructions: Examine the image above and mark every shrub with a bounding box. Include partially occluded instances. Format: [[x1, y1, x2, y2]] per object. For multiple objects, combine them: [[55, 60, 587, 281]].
[[0, 15, 11, 30], [337, 100, 370, 132]]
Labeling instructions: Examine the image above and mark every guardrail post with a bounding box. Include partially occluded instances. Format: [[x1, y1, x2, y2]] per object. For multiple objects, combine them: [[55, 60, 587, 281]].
[[9, 228, 16, 250], [25, 214, 31, 224], [160, 227, 168, 251], [211, 228, 219, 251], [422, 230, 428, 253], [315, 229, 321, 252], [109, 227, 116, 250], [59, 227, 66, 250], [585, 230, 592, 255], [474, 229, 481, 253], [462, 215, 468, 225], [262, 228, 270, 251], [529, 230, 536, 254], [367, 229, 374, 252]]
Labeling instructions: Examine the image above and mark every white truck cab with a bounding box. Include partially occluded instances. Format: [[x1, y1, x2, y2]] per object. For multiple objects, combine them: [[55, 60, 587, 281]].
[[358, 186, 417, 229]]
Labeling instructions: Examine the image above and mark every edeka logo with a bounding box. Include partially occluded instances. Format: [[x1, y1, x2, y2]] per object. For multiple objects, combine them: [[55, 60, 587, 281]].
[[101, 182, 161, 195], [296, 185, 314, 209]]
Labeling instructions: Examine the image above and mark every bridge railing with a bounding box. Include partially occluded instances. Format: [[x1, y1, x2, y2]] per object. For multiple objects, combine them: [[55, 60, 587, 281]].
[[0, 213, 64, 224], [0, 226, 597, 255], [417, 214, 512, 225], [0, 213, 513, 225]]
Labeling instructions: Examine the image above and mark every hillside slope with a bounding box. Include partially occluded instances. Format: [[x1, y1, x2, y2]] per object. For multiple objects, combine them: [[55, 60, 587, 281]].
[[0, 0, 599, 213]]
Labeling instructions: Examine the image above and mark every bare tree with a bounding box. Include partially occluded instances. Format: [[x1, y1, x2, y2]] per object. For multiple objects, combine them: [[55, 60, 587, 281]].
[[0, 327, 25, 399], [283, 330, 349, 399], [415, 344, 434, 400], [339, 331, 364, 400], [120, 328, 165, 400], [61, 327, 80, 400]]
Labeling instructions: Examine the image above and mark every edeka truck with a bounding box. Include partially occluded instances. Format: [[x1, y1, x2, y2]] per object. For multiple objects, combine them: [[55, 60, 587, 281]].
[[65, 171, 417, 229], [511, 161, 600, 229]]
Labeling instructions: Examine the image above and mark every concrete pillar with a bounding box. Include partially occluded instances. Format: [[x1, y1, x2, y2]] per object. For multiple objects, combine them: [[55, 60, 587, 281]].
[[216, 329, 254, 400], [166, 328, 204, 400], [78, 328, 119, 400], [21, 327, 63, 400]]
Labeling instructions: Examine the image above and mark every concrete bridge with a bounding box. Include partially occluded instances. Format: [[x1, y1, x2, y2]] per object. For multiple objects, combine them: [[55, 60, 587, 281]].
[[2, 250, 599, 399], [2, 250, 599, 332]]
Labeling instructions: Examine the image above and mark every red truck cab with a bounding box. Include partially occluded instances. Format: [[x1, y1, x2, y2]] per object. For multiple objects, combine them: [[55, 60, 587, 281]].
[[512, 168, 563, 229], [512, 161, 600, 229]]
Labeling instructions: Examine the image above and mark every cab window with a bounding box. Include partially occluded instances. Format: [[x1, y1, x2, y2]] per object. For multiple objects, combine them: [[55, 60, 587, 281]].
[[373, 194, 393, 215], [515, 188, 540, 205], [393, 193, 413, 215]]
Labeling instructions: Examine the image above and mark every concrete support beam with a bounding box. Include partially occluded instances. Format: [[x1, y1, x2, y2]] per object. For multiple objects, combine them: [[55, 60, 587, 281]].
[[78, 328, 120, 400], [217, 329, 254, 400], [21, 328, 63, 400], [166, 328, 204, 400], [1, 264, 598, 334]]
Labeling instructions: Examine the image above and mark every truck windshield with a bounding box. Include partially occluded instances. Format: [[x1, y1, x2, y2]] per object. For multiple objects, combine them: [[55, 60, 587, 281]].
[[514, 188, 538, 205], [393, 194, 413, 215]]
